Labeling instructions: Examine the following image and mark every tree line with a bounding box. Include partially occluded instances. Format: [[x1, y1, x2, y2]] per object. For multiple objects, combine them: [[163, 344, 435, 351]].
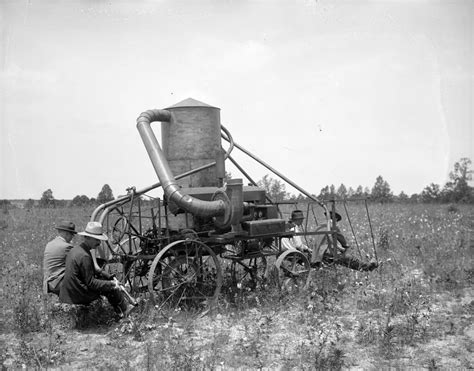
[[257, 157, 474, 204], [1, 157, 472, 210], [1, 184, 116, 209]]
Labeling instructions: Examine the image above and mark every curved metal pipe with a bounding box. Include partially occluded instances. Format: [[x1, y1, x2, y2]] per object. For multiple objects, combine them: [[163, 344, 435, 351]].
[[92, 126, 236, 223], [136, 109, 226, 218]]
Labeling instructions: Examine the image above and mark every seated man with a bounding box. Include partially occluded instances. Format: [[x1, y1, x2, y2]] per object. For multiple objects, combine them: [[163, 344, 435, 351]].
[[281, 210, 312, 254], [59, 222, 133, 318], [312, 211, 378, 271], [43, 221, 77, 296]]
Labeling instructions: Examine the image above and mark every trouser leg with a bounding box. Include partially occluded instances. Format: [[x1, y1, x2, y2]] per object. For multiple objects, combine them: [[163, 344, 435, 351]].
[[105, 289, 128, 314], [324, 254, 375, 271]]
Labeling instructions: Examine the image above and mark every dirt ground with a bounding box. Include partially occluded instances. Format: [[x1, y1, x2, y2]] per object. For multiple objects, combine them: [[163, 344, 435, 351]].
[[2, 270, 472, 370], [1, 204, 472, 369]]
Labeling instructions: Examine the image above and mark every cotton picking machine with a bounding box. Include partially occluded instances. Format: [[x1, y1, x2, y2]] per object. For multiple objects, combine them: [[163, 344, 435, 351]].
[[89, 98, 339, 310]]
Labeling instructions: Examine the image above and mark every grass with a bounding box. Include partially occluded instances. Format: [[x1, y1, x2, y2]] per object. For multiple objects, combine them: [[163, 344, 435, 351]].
[[0, 203, 473, 369]]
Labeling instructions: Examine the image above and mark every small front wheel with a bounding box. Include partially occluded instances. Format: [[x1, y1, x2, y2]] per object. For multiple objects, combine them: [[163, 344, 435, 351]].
[[273, 250, 310, 292]]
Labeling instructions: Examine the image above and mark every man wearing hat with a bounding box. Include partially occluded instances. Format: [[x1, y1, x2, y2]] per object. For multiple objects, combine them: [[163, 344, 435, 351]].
[[324, 211, 349, 249], [43, 221, 77, 296], [282, 210, 312, 254], [59, 222, 132, 318], [312, 210, 378, 271]]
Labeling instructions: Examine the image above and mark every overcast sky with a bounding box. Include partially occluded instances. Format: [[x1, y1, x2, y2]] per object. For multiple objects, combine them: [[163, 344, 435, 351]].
[[1, 0, 473, 200]]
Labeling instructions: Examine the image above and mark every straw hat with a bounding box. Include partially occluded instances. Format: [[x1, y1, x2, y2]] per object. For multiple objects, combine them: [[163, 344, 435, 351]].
[[78, 222, 108, 241]]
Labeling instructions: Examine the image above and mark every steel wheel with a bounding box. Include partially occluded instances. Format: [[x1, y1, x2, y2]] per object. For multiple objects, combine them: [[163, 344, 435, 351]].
[[148, 240, 222, 310], [230, 256, 267, 290], [122, 256, 151, 295], [109, 212, 140, 244], [110, 215, 129, 244], [273, 250, 310, 291], [107, 236, 149, 295]]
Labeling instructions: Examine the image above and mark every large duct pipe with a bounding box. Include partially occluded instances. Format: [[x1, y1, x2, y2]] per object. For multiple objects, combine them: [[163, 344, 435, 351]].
[[136, 109, 227, 218]]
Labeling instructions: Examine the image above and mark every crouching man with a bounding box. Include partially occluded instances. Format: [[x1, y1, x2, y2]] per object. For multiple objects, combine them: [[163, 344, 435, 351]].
[[312, 211, 378, 271], [59, 222, 133, 318], [43, 221, 77, 296]]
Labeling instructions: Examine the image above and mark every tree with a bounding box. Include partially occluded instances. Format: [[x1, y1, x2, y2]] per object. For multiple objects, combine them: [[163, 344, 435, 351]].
[[39, 189, 55, 208], [319, 185, 330, 199], [371, 176, 392, 203], [24, 199, 35, 209], [336, 184, 348, 199], [347, 187, 355, 199], [397, 191, 409, 202], [353, 185, 364, 198], [257, 175, 288, 202], [450, 157, 473, 183], [364, 186, 371, 196], [289, 193, 308, 202], [71, 195, 91, 207], [97, 184, 114, 204], [440, 158, 473, 203], [421, 183, 441, 203]]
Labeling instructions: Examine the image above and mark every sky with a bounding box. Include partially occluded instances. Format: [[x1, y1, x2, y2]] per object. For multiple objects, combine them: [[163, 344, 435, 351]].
[[1, 0, 473, 200]]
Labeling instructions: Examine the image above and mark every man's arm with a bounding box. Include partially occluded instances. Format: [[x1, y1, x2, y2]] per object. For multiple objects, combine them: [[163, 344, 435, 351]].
[[281, 237, 294, 250], [81, 255, 115, 293]]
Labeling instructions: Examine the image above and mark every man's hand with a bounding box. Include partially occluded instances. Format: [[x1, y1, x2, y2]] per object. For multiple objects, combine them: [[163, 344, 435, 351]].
[[112, 277, 121, 291], [112, 277, 138, 306], [99, 269, 115, 280]]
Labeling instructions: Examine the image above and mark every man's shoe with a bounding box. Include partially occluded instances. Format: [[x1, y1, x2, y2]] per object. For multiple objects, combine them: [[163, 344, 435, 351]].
[[123, 304, 137, 318], [116, 303, 137, 319], [367, 261, 378, 271]]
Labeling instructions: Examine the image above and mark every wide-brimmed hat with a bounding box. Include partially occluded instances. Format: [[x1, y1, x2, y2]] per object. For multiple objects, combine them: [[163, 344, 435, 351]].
[[78, 222, 108, 241], [55, 221, 77, 234], [324, 211, 342, 222], [290, 210, 305, 221]]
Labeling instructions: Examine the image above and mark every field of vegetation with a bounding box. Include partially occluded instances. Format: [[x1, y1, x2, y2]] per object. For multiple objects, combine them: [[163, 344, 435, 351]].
[[0, 202, 473, 369]]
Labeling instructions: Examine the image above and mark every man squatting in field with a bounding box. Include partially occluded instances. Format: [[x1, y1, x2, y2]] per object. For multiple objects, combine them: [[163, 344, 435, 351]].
[[282, 210, 378, 271], [43, 221, 77, 296], [59, 222, 134, 318]]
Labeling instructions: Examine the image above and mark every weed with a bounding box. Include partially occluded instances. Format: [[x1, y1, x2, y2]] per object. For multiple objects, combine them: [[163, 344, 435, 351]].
[[1, 204, 472, 369], [378, 227, 390, 250], [446, 204, 459, 214], [13, 277, 42, 335]]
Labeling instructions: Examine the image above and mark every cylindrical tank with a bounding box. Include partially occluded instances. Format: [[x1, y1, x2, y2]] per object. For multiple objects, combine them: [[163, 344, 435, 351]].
[[162, 98, 223, 187]]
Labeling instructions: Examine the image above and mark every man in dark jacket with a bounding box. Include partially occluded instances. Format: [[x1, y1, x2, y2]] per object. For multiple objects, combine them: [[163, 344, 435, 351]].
[[59, 222, 132, 317]]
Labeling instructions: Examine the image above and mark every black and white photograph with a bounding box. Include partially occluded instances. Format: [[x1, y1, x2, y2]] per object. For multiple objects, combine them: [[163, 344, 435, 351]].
[[1, 0, 473, 369]]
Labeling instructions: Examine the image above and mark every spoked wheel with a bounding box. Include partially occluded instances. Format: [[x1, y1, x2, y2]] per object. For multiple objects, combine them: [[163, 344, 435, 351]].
[[110, 215, 142, 245], [107, 236, 149, 295], [122, 256, 151, 295], [230, 256, 267, 290], [273, 250, 310, 291], [148, 240, 223, 311], [110, 215, 129, 244]]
